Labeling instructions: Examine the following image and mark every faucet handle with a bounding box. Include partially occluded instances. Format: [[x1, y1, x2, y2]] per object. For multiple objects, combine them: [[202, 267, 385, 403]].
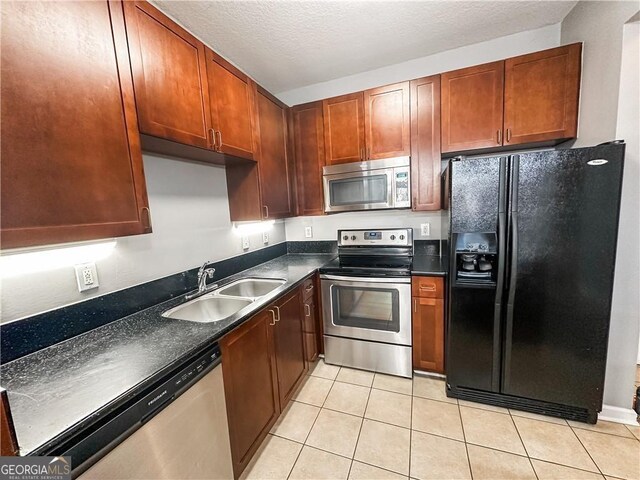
[[205, 267, 215, 279]]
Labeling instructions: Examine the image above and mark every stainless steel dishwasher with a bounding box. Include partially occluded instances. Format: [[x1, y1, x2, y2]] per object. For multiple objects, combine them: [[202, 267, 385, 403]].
[[55, 344, 233, 479]]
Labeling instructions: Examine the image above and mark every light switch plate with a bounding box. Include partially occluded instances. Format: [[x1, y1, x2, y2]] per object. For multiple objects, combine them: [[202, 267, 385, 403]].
[[262, 232, 269, 245], [304, 226, 313, 238], [242, 236, 250, 250], [75, 262, 99, 292], [420, 223, 431, 237]]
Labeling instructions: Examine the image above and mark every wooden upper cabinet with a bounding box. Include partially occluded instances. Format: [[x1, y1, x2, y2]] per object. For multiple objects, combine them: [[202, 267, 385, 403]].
[[410, 75, 441, 211], [504, 43, 581, 146], [292, 102, 325, 216], [206, 49, 257, 160], [123, 1, 212, 149], [256, 89, 294, 218], [323, 92, 365, 165], [1, 1, 150, 249], [364, 82, 411, 160], [441, 61, 505, 153]]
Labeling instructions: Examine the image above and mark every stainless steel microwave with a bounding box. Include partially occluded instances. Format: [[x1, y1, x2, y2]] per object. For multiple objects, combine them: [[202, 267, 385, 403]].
[[323, 157, 411, 213]]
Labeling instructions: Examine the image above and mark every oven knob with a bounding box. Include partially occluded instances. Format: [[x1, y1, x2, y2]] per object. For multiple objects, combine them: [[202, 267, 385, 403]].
[[390, 235, 396, 240], [343, 235, 349, 241], [399, 234, 405, 240], [351, 235, 356, 240]]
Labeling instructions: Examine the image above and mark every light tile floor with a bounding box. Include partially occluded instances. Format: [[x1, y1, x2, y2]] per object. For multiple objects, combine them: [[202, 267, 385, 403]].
[[241, 360, 640, 480]]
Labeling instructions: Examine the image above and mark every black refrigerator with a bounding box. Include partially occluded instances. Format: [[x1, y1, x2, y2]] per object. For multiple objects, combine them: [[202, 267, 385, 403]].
[[446, 142, 625, 423]]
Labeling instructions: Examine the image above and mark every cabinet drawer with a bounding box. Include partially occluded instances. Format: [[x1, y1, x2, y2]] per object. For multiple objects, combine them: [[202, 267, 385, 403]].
[[412, 276, 444, 298], [301, 277, 315, 301]]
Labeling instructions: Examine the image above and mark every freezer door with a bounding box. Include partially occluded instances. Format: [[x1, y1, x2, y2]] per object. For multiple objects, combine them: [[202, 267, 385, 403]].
[[447, 155, 507, 392], [502, 144, 625, 411]]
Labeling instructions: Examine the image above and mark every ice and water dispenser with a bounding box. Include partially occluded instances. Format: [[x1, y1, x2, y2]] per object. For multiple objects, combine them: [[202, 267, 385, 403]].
[[453, 232, 498, 284]]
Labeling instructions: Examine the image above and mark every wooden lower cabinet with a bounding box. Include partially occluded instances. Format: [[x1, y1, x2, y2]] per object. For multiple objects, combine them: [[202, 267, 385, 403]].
[[412, 276, 445, 374], [219, 285, 308, 478], [219, 309, 279, 477], [301, 275, 320, 363], [272, 289, 307, 407]]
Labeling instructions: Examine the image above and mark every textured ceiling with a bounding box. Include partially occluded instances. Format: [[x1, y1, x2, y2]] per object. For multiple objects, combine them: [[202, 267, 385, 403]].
[[153, 1, 577, 94]]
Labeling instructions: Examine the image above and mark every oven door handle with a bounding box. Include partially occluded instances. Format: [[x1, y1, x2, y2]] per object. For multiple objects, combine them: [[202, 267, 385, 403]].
[[319, 274, 411, 284]]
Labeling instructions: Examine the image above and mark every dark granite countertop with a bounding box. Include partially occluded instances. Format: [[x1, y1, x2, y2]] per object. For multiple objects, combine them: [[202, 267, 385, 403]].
[[0, 254, 334, 456], [411, 255, 448, 276]]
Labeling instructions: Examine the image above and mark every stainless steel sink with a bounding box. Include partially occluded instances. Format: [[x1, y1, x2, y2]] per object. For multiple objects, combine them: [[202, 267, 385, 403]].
[[216, 278, 286, 299], [163, 296, 252, 323]]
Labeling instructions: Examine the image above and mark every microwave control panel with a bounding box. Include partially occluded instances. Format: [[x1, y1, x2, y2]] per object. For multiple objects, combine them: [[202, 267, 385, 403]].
[[394, 168, 410, 207]]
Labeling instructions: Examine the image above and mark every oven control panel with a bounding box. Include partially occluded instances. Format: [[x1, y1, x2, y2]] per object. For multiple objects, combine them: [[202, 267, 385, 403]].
[[338, 228, 413, 246]]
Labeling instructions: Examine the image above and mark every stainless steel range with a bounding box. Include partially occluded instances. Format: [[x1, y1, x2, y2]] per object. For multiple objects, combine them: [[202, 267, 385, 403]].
[[319, 228, 413, 378]]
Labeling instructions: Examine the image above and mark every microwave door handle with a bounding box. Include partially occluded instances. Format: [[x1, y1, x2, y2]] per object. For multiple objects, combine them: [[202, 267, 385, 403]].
[[388, 170, 395, 208]]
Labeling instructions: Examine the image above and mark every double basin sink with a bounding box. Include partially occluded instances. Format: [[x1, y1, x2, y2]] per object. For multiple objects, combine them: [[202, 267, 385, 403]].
[[162, 278, 286, 323]]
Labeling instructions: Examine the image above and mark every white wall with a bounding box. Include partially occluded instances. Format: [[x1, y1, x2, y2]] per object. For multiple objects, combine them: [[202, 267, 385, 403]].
[[561, 2, 640, 416], [286, 210, 445, 242], [561, 2, 640, 147], [0, 154, 285, 323], [276, 23, 561, 105]]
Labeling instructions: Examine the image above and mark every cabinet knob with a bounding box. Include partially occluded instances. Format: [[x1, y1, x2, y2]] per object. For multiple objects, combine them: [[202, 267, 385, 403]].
[[273, 305, 280, 322], [497, 129, 502, 144], [208, 128, 216, 149], [304, 304, 311, 316], [268, 309, 277, 326], [506, 128, 511, 143], [216, 130, 223, 151], [263, 205, 269, 219]]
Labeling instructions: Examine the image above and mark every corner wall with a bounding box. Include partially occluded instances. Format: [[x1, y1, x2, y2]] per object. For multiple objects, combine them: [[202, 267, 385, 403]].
[[561, 1, 640, 420]]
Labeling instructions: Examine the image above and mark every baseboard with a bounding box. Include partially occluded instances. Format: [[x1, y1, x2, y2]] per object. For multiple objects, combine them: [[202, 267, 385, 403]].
[[599, 404, 639, 426]]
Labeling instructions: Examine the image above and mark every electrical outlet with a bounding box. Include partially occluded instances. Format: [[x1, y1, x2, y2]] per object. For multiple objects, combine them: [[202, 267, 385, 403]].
[[304, 226, 313, 238], [241, 236, 250, 250], [420, 223, 431, 237], [262, 232, 269, 244], [75, 262, 99, 292]]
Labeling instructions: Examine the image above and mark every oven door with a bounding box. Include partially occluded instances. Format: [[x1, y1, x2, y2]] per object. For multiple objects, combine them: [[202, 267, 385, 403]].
[[321, 275, 412, 345], [323, 169, 394, 212]]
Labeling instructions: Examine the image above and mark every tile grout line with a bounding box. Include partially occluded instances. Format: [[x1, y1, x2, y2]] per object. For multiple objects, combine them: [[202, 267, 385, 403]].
[[568, 425, 606, 477], [409, 373, 414, 479], [569, 423, 640, 441], [346, 374, 374, 479], [286, 365, 339, 480], [508, 404, 539, 479], [456, 395, 474, 479]]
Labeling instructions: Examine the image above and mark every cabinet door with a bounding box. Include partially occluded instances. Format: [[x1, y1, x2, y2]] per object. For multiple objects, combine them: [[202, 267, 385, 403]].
[[292, 102, 326, 216], [323, 92, 365, 165], [302, 297, 318, 363], [206, 49, 257, 160], [257, 90, 294, 218], [441, 61, 504, 153], [1, 1, 150, 249], [412, 297, 445, 373], [364, 82, 410, 160], [410, 75, 441, 211], [272, 290, 307, 408], [220, 310, 279, 477], [124, 1, 212, 148], [504, 43, 581, 146]]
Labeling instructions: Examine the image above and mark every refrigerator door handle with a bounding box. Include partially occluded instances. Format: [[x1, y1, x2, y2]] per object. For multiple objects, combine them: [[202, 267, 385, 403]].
[[503, 154, 520, 390], [492, 156, 508, 391]]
